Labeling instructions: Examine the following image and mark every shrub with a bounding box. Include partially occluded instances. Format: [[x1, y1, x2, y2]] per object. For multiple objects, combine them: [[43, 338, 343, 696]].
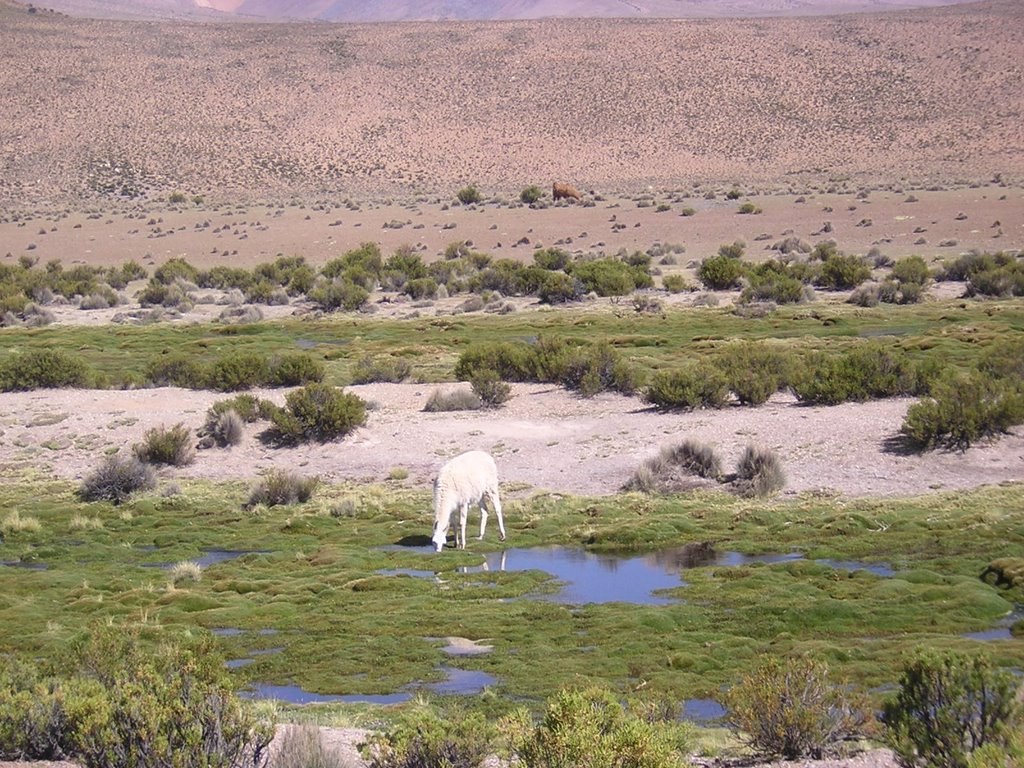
[[470, 370, 512, 408], [246, 470, 319, 508], [206, 352, 270, 392], [308, 278, 369, 312], [146, 354, 207, 388], [267, 383, 367, 444], [644, 364, 729, 410], [724, 655, 873, 760], [738, 202, 761, 214], [0, 349, 92, 391], [267, 353, 325, 387], [817, 253, 871, 290], [533, 247, 571, 271], [209, 409, 245, 447], [715, 342, 794, 406], [793, 344, 922, 405], [350, 355, 412, 384], [403, 277, 437, 299], [77, 455, 157, 504], [697, 255, 744, 290], [455, 342, 537, 382], [570, 258, 651, 296], [741, 273, 805, 305], [153, 256, 199, 285], [133, 423, 195, 466], [557, 343, 641, 397], [901, 372, 1024, 450], [662, 274, 691, 293], [624, 439, 723, 493], [500, 687, 682, 768], [734, 444, 786, 497], [206, 393, 262, 424], [537, 271, 583, 304], [891, 255, 931, 286], [520, 185, 544, 204], [456, 185, 482, 205], [884, 651, 1021, 768], [424, 388, 483, 412], [366, 705, 493, 768]]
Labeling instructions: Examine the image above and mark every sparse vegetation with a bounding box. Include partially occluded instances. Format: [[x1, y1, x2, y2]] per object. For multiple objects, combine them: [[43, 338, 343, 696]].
[[77, 455, 157, 504], [133, 423, 195, 466], [246, 469, 319, 508], [734, 444, 786, 497]]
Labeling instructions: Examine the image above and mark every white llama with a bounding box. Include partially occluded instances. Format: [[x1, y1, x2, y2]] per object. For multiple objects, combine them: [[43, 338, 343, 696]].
[[431, 450, 505, 552]]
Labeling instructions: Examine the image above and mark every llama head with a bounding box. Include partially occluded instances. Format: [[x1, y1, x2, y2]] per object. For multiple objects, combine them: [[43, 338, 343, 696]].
[[431, 519, 447, 552]]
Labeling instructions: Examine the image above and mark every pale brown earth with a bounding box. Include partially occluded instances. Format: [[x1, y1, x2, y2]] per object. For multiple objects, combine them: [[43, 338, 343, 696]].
[[1, 0, 1023, 210]]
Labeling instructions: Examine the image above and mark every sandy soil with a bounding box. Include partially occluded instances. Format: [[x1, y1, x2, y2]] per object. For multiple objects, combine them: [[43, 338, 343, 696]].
[[2, 381, 1021, 500], [1, 1, 1023, 209]]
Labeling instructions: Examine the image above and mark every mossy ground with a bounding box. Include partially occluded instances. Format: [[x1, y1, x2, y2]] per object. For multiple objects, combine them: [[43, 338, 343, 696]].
[[1, 473, 1021, 719]]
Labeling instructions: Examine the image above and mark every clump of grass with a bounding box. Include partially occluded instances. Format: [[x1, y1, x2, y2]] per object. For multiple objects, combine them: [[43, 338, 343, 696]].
[[734, 445, 786, 497], [424, 388, 483, 412], [133, 423, 195, 466], [69, 515, 103, 531], [274, 724, 350, 768], [389, 467, 409, 481], [1, 511, 42, 535], [169, 560, 202, 585], [205, 410, 245, 448], [246, 470, 319, 508], [624, 439, 723, 493], [77, 455, 157, 504]]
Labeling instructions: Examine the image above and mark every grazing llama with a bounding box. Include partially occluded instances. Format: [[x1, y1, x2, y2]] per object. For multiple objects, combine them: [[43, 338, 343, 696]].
[[431, 450, 505, 552]]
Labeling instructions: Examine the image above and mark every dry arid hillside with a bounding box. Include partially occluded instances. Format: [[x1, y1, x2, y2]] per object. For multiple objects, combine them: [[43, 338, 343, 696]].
[[1, 0, 1022, 209]]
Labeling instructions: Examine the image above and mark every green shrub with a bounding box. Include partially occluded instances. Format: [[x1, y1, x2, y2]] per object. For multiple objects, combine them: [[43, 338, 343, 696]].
[[520, 185, 544, 204], [455, 342, 537, 382], [980, 337, 1024, 382], [366, 704, 493, 768], [470, 370, 512, 408], [966, 261, 1024, 298], [267, 383, 367, 444], [558, 343, 640, 397], [884, 651, 1021, 768], [77, 455, 157, 504], [891, 255, 931, 286], [456, 185, 482, 205], [246, 470, 319, 508], [793, 344, 922, 405], [724, 655, 872, 760], [901, 372, 1024, 450], [718, 240, 746, 259], [533, 247, 571, 271], [152, 256, 199, 285], [350, 355, 412, 384], [403, 277, 437, 299], [817, 253, 871, 290], [644, 364, 729, 410], [662, 274, 691, 293], [207, 393, 263, 424], [715, 342, 794, 406], [267, 353, 325, 387], [570, 258, 651, 296], [537, 271, 583, 304], [734, 444, 785, 497], [322, 243, 383, 281], [741, 272, 805, 304], [0, 349, 93, 391], [500, 686, 682, 768], [737, 202, 761, 214], [204, 352, 269, 392], [133, 423, 195, 467], [308, 278, 369, 312], [697, 255, 744, 290], [168, 190, 188, 203], [424, 388, 483, 412]]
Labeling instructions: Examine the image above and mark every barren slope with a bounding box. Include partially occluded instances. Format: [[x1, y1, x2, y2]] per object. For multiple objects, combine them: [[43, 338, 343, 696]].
[[1, 0, 1022, 207]]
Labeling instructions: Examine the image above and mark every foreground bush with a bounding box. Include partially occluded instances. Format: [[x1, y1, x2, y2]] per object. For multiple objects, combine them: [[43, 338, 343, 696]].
[[500, 686, 683, 768], [724, 655, 873, 760], [624, 439, 723, 493], [470, 370, 512, 408], [0, 625, 273, 766], [246, 470, 319, 508], [901, 372, 1024, 450], [77, 455, 156, 504], [265, 383, 367, 444], [884, 651, 1021, 768], [734, 444, 786, 497], [424, 387, 482, 412], [0, 349, 93, 391], [350, 355, 412, 384], [793, 343, 923, 405], [133, 423, 195, 466], [365, 705, 493, 768], [715, 342, 795, 406]]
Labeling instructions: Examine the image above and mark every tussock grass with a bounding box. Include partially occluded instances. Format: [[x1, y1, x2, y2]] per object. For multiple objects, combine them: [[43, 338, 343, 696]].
[[170, 560, 202, 584], [1, 510, 41, 534]]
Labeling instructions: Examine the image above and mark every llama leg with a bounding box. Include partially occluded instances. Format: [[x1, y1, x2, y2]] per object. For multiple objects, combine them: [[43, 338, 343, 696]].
[[490, 489, 506, 541], [478, 500, 488, 540], [458, 503, 469, 549]]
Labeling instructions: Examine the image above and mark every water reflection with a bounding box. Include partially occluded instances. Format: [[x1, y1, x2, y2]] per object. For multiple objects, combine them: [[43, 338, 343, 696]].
[[964, 605, 1024, 641]]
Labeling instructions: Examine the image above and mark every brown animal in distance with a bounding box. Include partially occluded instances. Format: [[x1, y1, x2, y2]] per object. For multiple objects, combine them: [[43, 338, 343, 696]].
[[552, 182, 582, 201]]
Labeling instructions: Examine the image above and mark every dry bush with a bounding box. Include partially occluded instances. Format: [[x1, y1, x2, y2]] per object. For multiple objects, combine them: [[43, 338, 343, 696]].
[[424, 388, 482, 412], [246, 470, 319, 508], [624, 439, 723, 493], [734, 445, 786, 497], [78, 455, 157, 504], [170, 561, 202, 585], [273, 724, 354, 768]]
